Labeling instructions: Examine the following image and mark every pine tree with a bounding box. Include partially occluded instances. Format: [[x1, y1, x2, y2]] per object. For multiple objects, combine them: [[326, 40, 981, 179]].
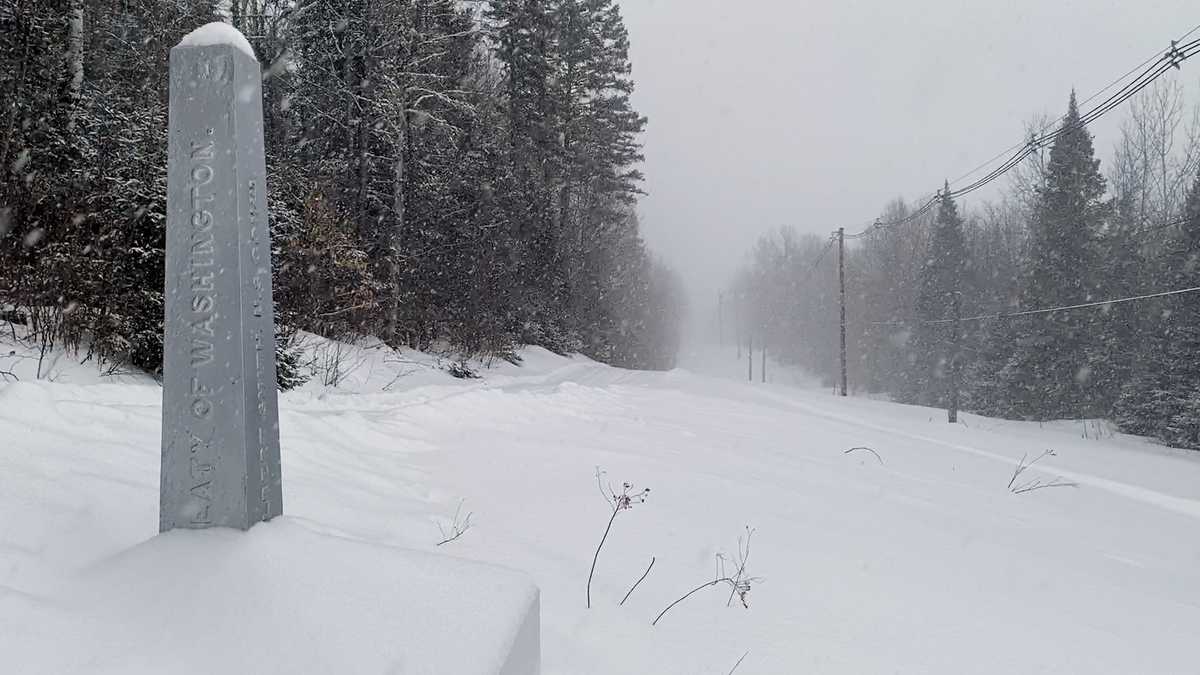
[[905, 183, 966, 407], [554, 0, 647, 358], [988, 92, 1107, 420], [485, 0, 569, 350]]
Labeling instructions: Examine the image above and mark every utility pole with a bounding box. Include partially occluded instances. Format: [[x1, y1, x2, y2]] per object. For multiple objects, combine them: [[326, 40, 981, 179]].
[[948, 290, 962, 424], [717, 292, 725, 347], [736, 293, 741, 360], [837, 227, 848, 397], [761, 343, 766, 383], [747, 335, 753, 382]]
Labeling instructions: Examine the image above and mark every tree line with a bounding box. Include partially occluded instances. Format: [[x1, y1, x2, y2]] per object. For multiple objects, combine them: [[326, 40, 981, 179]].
[[0, 0, 684, 381], [731, 83, 1200, 450]]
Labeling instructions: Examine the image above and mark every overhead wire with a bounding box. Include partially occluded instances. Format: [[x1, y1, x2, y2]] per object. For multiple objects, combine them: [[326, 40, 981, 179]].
[[940, 37, 1179, 190], [842, 206, 1198, 331], [794, 235, 837, 286], [841, 26, 1200, 239], [801, 24, 1200, 396], [919, 285, 1200, 326], [953, 36, 1200, 194], [868, 282, 1200, 326]]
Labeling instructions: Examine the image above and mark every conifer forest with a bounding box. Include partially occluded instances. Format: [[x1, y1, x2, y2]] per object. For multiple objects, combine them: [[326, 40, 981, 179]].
[[0, 0, 684, 379]]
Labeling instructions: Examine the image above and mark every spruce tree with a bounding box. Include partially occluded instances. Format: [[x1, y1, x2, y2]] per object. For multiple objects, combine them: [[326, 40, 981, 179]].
[[990, 92, 1106, 420], [485, 0, 568, 350], [1086, 195, 1144, 415], [1113, 166, 1200, 447], [906, 183, 966, 407], [487, 0, 648, 357], [555, 0, 647, 359]]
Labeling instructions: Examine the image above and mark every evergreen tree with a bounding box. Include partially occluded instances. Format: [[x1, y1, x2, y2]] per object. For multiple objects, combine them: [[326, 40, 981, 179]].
[[282, 0, 388, 338], [1086, 195, 1144, 413], [988, 92, 1107, 420], [1113, 166, 1200, 447], [1, 0, 217, 372], [554, 0, 648, 360], [485, 0, 569, 350], [904, 183, 966, 407], [0, 2, 683, 377]]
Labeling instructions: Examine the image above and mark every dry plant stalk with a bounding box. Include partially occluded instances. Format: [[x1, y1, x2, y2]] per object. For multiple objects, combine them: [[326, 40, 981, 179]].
[[588, 467, 650, 609]]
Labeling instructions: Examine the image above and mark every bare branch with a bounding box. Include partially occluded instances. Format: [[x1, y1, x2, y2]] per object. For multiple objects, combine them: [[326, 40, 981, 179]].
[[1012, 479, 1078, 494], [1008, 449, 1076, 494], [844, 446, 883, 464], [587, 509, 620, 610], [728, 651, 750, 675], [653, 528, 759, 626], [1007, 452, 1029, 490], [725, 526, 754, 607], [619, 556, 655, 607], [436, 499, 473, 546], [652, 576, 729, 627], [318, 301, 379, 318]]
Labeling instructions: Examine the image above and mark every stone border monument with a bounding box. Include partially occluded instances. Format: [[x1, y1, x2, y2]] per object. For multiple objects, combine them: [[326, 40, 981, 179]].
[[160, 23, 282, 532]]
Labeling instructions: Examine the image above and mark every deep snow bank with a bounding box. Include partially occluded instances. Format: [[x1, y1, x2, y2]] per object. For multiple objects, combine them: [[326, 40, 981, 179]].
[[4, 329, 1200, 673], [3, 519, 538, 674], [0, 329, 542, 674]]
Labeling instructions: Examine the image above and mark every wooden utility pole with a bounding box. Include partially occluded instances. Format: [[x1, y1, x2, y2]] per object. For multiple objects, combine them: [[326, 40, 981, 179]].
[[736, 295, 741, 359], [837, 227, 848, 397], [717, 291, 725, 346], [948, 290, 962, 423], [761, 343, 766, 383], [747, 335, 753, 382]]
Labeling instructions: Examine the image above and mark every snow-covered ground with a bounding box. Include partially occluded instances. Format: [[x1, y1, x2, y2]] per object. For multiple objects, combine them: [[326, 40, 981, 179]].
[[3, 331, 1200, 673]]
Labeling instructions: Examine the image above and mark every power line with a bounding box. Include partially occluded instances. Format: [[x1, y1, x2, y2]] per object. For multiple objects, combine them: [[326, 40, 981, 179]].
[[944, 28, 1200, 190], [794, 234, 836, 286], [843, 26, 1200, 239], [853, 209, 1197, 331], [952, 37, 1200, 198], [952, 36, 1200, 197], [867, 285, 1200, 327], [823, 24, 1200, 403], [947, 285, 1200, 323], [1179, 22, 1200, 43]]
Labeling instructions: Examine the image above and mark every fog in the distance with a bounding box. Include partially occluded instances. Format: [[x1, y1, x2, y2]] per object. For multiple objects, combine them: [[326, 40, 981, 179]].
[[621, 0, 1197, 318]]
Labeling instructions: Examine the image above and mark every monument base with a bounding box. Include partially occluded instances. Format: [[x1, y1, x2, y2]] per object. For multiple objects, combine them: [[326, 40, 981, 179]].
[[8, 519, 540, 674]]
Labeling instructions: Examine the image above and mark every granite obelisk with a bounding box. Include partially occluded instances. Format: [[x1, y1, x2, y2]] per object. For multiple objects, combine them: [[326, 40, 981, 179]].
[[161, 23, 282, 532]]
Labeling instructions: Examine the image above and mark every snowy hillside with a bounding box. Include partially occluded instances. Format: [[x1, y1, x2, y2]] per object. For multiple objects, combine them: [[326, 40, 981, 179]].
[[2, 333, 1199, 673]]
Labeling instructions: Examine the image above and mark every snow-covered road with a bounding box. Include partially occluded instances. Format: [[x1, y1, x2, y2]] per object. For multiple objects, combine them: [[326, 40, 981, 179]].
[[2, 338, 1199, 673]]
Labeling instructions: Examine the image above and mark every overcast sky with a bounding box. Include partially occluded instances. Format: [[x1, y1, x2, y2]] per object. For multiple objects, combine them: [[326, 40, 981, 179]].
[[618, 0, 1199, 318]]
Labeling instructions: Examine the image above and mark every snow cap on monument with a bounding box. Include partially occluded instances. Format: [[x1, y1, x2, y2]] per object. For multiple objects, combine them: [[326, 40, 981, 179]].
[[178, 21, 256, 59]]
